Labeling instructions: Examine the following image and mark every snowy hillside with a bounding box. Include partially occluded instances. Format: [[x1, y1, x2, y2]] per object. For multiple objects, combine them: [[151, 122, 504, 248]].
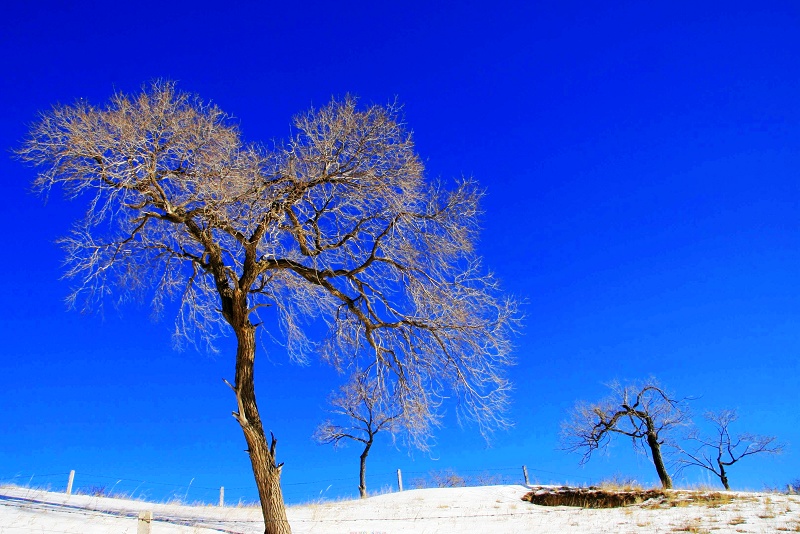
[[2, 484, 799, 533]]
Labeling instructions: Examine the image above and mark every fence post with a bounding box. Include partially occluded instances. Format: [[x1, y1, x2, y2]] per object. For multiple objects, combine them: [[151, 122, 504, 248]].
[[137, 510, 152, 534], [522, 465, 529, 486], [66, 470, 75, 495], [397, 469, 403, 492], [219, 486, 224, 507]]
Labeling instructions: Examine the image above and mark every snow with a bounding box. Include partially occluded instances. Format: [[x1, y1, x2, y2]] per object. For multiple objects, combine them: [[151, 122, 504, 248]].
[[2, 484, 800, 533]]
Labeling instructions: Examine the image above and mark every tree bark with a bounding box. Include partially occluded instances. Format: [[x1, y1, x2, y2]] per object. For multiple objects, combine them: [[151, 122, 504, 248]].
[[359, 439, 373, 499], [718, 461, 730, 491], [232, 319, 291, 534], [646, 431, 673, 489]]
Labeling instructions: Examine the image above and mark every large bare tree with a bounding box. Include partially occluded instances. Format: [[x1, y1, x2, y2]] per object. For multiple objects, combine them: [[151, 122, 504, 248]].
[[314, 370, 435, 498], [674, 410, 782, 490], [561, 379, 689, 489], [17, 82, 518, 534]]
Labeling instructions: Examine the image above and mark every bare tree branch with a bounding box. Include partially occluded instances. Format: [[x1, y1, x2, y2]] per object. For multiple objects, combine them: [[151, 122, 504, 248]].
[[673, 409, 783, 490], [18, 81, 520, 532], [561, 378, 690, 489], [314, 369, 439, 498]]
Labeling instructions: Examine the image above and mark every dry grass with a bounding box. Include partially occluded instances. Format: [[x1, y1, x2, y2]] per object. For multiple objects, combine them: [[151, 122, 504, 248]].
[[671, 518, 710, 533], [657, 491, 737, 509], [758, 495, 777, 518], [596, 476, 645, 492]]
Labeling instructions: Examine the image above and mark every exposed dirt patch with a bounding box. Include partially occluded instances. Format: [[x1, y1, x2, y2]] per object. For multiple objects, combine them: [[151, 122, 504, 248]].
[[523, 486, 742, 510], [522, 486, 665, 508]]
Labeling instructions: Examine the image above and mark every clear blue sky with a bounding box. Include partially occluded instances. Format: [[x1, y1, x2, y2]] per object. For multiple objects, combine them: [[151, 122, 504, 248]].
[[1, 0, 798, 503]]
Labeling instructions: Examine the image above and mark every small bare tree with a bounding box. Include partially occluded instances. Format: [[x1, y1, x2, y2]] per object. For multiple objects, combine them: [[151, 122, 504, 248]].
[[674, 410, 782, 490], [314, 370, 435, 498], [18, 82, 518, 534], [562, 379, 689, 489]]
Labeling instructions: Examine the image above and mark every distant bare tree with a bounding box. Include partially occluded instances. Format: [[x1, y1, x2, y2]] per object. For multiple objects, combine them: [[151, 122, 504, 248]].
[[18, 82, 518, 534], [562, 379, 689, 489], [314, 370, 435, 498], [427, 468, 467, 488], [674, 409, 782, 490]]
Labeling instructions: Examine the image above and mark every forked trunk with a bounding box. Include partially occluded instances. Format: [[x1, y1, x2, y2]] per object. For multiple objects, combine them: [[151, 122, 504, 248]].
[[646, 431, 672, 489], [232, 321, 291, 534]]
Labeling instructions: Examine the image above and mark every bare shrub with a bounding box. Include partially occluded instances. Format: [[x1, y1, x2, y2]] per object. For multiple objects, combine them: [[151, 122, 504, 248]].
[[429, 469, 467, 488]]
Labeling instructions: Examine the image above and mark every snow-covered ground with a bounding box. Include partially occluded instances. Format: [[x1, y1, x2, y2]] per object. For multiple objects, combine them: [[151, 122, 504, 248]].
[[2, 484, 799, 533]]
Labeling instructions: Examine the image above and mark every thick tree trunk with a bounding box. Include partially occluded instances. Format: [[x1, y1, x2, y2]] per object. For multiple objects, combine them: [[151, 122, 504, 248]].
[[646, 432, 672, 489], [231, 321, 292, 534], [359, 440, 373, 499], [718, 462, 730, 491]]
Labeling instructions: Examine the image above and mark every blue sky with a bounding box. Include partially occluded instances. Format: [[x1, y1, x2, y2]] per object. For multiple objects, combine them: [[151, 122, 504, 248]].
[[1, 0, 799, 503]]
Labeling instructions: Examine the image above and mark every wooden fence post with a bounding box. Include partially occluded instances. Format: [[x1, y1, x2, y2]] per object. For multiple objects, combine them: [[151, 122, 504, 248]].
[[397, 469, 403, 492], [522, 465, 530, 486], [137, 510, 153, 534], [66, 470, 75, 495], [219, 486, 224, 507]]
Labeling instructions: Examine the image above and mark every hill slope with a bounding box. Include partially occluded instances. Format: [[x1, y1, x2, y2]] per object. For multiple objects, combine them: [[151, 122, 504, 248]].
[[2, 484, 799, 533]]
